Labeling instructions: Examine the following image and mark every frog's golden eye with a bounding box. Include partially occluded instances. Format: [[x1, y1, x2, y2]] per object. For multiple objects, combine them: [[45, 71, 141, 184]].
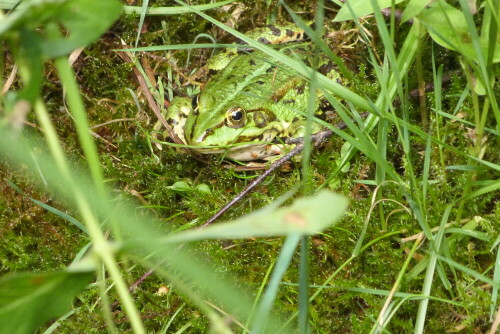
[[226, 107, 246, 128]]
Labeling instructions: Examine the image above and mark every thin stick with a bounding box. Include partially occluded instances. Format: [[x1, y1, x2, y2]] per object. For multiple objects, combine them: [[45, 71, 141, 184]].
[[201, 143, 304, 227]]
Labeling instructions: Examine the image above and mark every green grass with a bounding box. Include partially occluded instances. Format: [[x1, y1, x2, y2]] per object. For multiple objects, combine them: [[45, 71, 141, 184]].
[[0, 0, 499, 333]]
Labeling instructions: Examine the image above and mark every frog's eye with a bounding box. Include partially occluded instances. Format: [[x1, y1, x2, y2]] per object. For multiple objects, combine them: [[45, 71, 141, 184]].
[[226, 107, 246, 128]]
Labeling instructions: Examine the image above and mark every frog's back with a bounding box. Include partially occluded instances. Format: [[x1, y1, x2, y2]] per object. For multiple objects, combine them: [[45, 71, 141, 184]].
[[204, 51, 300, 112]]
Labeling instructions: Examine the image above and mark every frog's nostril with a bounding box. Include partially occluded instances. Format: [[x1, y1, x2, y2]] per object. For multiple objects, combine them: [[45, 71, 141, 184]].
[[191, 96, 198, 109], [253, 110, 269, 128]]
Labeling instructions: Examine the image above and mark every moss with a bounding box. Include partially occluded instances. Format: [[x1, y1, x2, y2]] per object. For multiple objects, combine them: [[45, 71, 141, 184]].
[[0, 170, 88, 275]]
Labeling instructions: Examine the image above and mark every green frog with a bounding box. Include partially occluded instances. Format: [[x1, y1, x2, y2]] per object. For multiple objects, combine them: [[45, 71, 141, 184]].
[[161, 24, 340, 163]]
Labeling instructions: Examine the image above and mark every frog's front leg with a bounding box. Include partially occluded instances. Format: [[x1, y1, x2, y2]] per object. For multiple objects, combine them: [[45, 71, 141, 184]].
[[225, 143, 285, 162]]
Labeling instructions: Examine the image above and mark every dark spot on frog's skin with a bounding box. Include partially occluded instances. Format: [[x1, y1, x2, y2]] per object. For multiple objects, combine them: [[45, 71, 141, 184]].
[[249, 59, 256, 66], [294, 84, 306, 94], [256, 80, 265, 85], [320, 99, 332, 110], [283, 99, 296, 104], [285, 29, 294, 37], [268, 25, 281, 36], [235, 136, 255, 143], [236, 38, 249, 45], [319, 62, 336, 76], [199, 128, 214, 142], [265, 66, 276, 73], [227, 74, 235, 80], [292, 117, 300, 122], [208, 69, 218, 76], [258, 37, 270, 44], [237, 48, 255, 54], [234, 45, 254, 54], [303, 58, 312, 68]]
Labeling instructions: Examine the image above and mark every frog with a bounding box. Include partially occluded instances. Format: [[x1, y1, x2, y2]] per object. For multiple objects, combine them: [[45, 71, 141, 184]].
[[160, 24, 341, 163]]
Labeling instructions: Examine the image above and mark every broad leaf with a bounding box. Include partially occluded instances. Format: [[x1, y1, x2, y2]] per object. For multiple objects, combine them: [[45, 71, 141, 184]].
[[0, 270, 94, 334], [162, 190, 348, 243], [0, 0, 122, 58], [334, 0, 406, 22], [401, 0, 432, 23], [419, 0, 500, 63]]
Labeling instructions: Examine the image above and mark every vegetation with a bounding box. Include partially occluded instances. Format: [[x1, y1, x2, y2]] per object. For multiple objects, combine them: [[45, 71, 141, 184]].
[[0, 0, 498, 333]]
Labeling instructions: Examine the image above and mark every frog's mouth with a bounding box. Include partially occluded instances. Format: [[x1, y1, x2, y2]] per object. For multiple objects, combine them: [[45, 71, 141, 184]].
[[224, 143, 284, 161], [193, 142, 285, 161], [191, 126, 290, 161]]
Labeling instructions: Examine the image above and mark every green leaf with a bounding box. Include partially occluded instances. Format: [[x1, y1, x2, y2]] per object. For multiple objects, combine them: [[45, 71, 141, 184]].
[[0, 0, 123, 58], [167, 180, 193, 192], [0, 0, 20, 10], [419, 0, 500, 63], [195, 183, 211, 194], [163, 190, 348, 243], [0, 270, 94, 334], [10, 29, 44, 103], [334, 0, 406, 22], [401, 0, 432, 23]]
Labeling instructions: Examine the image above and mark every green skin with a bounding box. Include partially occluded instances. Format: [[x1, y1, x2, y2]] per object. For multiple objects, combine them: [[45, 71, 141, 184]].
[[165, 25, 332, 162]]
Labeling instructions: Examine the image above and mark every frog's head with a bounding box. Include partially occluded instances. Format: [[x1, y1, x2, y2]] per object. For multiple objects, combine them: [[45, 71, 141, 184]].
[[165, 94, 284, 161]]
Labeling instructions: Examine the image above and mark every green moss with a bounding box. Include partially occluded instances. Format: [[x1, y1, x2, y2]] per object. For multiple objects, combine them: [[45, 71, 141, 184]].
[[0, 171, 88, 275]]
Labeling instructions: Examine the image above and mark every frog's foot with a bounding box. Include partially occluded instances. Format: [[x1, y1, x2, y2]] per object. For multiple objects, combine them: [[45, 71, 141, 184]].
[[226, 144, 284, 161]]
